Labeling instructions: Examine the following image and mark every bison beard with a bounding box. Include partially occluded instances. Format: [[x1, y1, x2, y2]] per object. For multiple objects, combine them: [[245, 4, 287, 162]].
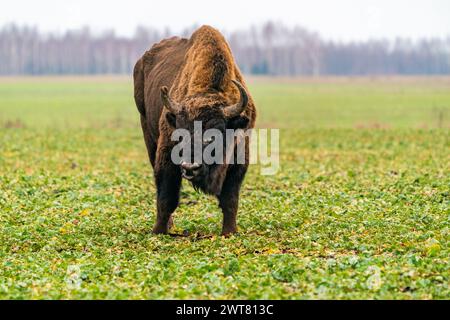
[[133, 25, 257, 236]]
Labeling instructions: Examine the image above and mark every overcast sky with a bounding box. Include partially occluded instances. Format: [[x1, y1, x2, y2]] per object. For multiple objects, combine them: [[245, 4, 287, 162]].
[[2, 0, 449, 41]]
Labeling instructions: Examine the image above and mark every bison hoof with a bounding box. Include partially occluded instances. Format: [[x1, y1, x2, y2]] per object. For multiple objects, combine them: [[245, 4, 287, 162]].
[[152, 228, 168, 235], [221, 229, 238, 237], [152, 216, 174, 235], [152, 224, 169, 235]]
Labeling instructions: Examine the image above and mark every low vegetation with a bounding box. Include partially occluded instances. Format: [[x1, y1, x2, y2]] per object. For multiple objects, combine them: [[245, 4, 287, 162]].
[[0, 77, 448, 299]]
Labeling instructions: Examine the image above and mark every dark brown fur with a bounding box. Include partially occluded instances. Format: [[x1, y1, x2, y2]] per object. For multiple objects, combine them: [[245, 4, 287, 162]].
[[133, 25, 256, 235]]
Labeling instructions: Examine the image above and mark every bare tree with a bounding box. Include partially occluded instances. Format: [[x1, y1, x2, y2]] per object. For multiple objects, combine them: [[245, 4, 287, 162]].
[[0, 22, 449, 76]]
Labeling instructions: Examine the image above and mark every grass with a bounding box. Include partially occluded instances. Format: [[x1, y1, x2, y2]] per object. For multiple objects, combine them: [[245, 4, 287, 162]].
[[0, 76, 449, 299]]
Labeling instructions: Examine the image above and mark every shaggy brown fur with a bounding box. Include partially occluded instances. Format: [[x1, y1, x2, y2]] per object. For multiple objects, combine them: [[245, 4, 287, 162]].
[[133, 25, 256, 235]]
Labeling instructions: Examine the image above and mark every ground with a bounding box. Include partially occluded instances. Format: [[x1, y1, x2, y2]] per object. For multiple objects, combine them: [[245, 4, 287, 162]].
[[0, 76, 448, 299]]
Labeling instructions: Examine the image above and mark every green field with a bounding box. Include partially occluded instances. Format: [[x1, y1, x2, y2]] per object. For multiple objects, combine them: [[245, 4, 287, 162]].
[[0, 76, 449, 299]]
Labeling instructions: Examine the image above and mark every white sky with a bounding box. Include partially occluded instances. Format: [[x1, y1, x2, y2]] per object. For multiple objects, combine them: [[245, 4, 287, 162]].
[[1, 0, 449, 41]]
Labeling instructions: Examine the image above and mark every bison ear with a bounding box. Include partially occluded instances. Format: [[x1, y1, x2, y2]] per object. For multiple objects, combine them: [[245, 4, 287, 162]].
[[166, 112, 177, 127], [227, 115, 249, 129]]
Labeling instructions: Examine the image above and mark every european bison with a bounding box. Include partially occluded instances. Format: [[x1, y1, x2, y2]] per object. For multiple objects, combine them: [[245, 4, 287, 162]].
[[133, 25, 256, 236]]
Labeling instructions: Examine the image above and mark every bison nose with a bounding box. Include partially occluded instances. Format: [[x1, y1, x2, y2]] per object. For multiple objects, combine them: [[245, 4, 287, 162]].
[[181, 161, 201, 171], [181, 161, 202, 179]]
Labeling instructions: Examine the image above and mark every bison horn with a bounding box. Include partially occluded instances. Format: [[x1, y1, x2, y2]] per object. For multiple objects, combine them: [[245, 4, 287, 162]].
[[223, 80, 249, 118], [160, 86, 182, 114]]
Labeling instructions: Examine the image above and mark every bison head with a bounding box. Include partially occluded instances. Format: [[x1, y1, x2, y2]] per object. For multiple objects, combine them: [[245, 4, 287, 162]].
[[160, 80, 250, 194]]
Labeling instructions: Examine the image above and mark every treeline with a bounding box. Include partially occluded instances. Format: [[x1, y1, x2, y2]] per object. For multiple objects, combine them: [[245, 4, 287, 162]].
[[1, 22, 449, 76]]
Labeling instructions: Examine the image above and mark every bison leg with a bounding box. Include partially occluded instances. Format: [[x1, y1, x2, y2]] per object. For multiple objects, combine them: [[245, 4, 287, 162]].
[[218, 164, 248, 236], [153, 164, 182, 234]]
